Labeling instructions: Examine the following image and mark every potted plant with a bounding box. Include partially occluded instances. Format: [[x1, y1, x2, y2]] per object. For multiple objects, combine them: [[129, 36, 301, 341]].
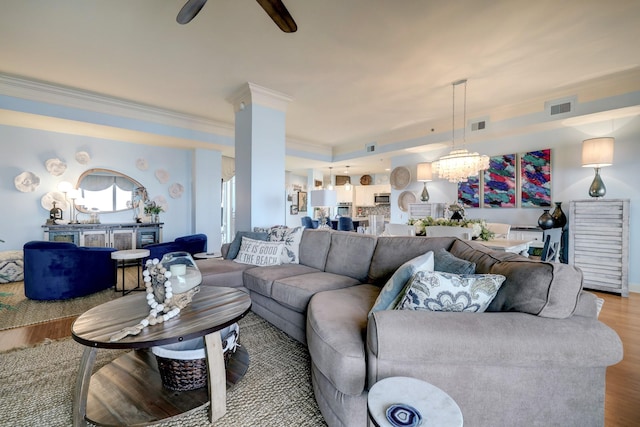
[[144, 202, 164, 223]]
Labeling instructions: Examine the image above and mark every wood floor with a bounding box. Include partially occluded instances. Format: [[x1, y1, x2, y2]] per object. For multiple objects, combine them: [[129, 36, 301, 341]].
[[1, 277, 639, 426]]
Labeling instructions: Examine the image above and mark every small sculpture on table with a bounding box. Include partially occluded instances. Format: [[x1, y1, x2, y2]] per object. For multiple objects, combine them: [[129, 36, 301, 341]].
[[47, 201, 64, 225], [130, 186, 148, 223]]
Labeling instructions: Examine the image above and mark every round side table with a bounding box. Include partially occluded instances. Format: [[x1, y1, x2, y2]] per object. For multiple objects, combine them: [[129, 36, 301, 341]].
[[194, 252, 222, 260], [111, 248, 150, 296], [368, 376, 463, 427]]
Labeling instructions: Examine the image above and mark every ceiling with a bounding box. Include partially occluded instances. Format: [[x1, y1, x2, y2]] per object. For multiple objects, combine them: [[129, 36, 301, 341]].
[[1, 0, 640, 176]]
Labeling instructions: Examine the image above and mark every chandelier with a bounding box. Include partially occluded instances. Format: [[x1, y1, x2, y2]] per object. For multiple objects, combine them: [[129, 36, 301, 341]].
[[434, 79, 489, 183]]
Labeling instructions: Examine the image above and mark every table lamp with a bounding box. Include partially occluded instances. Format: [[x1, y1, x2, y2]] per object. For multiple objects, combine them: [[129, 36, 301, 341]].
[[310, 189, 337, 228], [581, 137, 614, 198], [416, 162, 433, 202]]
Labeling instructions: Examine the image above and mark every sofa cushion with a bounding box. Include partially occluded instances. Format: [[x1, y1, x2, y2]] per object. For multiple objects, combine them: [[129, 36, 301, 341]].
[[243, 264, 321, 298], [434, 247, 476, 274], [225, 232, 269, 260], [271, 272, 361, 313], [368, 251, 434, 316], [396, 270, 505, 312], [307, 284, 380, 396], [234, 237, 283, 266], [196, 258, 254, 289], [324, 232, 377, 282], [298, 229, 332, 270], [449, 239, 520, 273], [368, 236, 457, 285], [450, 239, 583, 318], [488, 259, 584, 319]]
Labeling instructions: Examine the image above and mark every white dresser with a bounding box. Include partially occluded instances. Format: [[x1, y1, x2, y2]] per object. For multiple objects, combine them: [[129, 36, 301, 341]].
[[569, 199, 629, 296]]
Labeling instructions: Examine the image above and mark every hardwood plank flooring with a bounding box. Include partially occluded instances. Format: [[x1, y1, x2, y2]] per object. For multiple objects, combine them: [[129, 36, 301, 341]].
[[1, 277, 638, 426]]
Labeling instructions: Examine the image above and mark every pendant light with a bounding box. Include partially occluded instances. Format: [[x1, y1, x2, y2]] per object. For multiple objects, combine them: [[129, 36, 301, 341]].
[[433, 79, 489, 183], [344, 166, 352, 191]]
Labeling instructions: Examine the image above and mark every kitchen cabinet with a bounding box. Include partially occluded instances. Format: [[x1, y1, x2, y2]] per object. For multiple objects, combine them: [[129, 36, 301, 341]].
[[569, 199, 629, 296], [43, 223, 163, 250], [355, 184, 390, 207], [335, 185, 354, 204]]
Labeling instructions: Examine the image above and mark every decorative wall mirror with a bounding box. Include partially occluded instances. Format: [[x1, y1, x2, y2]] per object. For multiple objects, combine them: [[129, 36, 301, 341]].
[[76, 168, 146, 214]]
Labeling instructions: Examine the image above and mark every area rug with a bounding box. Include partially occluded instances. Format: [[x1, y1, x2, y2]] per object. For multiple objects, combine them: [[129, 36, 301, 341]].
[[0, 311, 327, 427], [0, 282, 120, 331]]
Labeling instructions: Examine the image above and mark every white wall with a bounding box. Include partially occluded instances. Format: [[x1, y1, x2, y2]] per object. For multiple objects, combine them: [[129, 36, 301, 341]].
[[390, 116, 640, 290]]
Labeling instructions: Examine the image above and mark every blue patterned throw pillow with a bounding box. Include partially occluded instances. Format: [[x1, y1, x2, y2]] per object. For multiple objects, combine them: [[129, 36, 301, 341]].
[[433, 248, 476, 274], [396, 271, 505, 312], [368, 251, 434, 316]]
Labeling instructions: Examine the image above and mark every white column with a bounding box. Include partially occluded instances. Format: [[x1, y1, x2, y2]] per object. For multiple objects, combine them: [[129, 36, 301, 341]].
[[193, 148, 222, 251], [229, 83, 292, 231]]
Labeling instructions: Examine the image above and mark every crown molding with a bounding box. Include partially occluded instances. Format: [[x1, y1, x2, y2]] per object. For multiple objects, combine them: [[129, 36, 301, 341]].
[[0, 73, 234, 137], [228, 82, 293, 113]]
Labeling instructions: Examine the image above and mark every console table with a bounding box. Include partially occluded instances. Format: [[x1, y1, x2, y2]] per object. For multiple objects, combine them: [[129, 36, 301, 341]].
[[71, 286, 251, 426], [42, 222, 162, 250]]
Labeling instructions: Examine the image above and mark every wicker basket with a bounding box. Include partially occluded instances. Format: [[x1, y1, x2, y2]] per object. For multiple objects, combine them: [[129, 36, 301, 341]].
[[153, 338, 208, 391], [151, 323, 239, 392]]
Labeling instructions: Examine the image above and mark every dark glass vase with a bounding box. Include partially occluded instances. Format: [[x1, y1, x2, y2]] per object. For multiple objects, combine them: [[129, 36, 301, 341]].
[[537, 209, 554, 230], [551, 202, 567, 228]]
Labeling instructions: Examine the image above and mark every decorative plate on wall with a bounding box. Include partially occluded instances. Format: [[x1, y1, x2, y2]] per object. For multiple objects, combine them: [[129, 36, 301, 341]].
[[360, 174, 372, 185], [390, 166, 411, 190], [398, 191, 417, 212]]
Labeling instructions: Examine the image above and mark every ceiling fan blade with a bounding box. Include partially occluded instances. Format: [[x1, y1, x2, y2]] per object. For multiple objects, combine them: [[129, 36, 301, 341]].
[[255, 0, 298, 33], [177, 0, 208, 24]]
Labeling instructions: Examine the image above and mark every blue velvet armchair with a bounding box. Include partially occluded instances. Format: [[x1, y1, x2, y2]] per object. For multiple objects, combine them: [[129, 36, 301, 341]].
[[143, 234, 207, 263], [23, 241, 117, 300]]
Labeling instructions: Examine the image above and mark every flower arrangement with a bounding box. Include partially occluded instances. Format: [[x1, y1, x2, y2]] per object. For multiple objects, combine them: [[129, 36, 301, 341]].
[[407, 216, 494, 241], [144, 201, 164, 216]]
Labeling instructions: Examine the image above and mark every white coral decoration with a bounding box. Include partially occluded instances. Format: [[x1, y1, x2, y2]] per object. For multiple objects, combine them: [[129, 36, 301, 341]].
[[45, 158, 67, 176], [75, 151, 91, 164]]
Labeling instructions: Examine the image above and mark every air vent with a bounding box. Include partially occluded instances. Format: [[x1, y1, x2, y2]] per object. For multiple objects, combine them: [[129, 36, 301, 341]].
[[550, 102, 571, 115], [471, 121, 486, 131], [366, 143, 376, 153]]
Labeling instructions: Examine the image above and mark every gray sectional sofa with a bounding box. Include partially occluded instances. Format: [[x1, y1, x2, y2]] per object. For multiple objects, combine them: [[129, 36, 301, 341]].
[[195, 228, 623, 427]]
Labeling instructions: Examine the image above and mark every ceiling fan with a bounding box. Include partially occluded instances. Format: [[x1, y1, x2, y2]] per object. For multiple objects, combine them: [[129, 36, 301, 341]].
[[177, 0, 298, 33]]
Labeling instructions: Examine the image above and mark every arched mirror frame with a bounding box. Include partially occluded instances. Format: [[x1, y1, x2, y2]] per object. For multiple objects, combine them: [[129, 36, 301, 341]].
[[75, 168, 146, 214]]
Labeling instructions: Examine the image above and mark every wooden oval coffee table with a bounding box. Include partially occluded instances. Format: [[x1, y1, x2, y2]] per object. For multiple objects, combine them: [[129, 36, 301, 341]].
[[71, 286, 251, 426]]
